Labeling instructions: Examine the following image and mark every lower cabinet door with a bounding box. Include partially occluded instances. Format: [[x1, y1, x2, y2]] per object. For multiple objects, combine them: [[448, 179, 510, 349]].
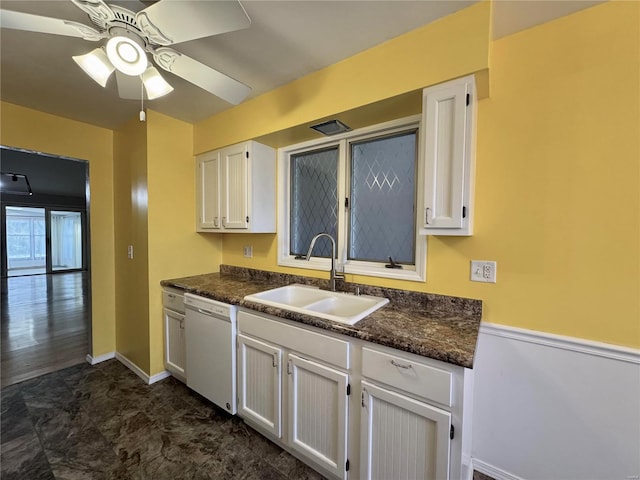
[[288, 353, 349, 480], [164, 308, 186, 381], [237, 334, 283, 437], [360, 380, 451, 480]]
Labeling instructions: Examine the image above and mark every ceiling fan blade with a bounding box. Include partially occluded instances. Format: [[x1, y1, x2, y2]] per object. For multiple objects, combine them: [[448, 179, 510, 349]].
[[70, 0, 115, 24], [153, 48, 250, 105], [116, 71, 144, 100], [136, 0, 250, 46], [0, 9, 103, 40]]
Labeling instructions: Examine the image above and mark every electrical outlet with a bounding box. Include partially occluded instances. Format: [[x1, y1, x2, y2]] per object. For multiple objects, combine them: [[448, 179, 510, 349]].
[[243, 245, 253, 258], [471, 260, 496, 283], [127, 245, 134, 260]]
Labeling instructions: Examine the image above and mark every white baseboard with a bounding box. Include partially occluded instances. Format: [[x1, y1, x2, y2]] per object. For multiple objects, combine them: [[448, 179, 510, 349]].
[[473, 459, 525, 480], [149, 370, 172, 384], [114, 352, 171, 385], [85, 352, 115, 365]]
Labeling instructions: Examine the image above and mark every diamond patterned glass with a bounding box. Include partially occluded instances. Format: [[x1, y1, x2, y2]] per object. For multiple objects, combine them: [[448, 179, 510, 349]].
[[290, 147, 338, 257], [349, 131, 417, 264]]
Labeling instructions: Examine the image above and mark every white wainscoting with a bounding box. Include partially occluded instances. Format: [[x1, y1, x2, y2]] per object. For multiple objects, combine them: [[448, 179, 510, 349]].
[[471, 323, 640, 480]]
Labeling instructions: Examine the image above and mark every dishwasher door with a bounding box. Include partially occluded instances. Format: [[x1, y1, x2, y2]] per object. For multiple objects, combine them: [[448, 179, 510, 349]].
[[184, 295, 237, 414]]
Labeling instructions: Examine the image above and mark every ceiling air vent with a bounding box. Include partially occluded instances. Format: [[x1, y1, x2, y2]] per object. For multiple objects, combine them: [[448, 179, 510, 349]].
[[310, 119, 351, 136]]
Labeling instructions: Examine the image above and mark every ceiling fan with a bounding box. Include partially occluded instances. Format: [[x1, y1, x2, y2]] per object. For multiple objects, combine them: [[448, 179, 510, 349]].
[[0, 0, 252, 104]]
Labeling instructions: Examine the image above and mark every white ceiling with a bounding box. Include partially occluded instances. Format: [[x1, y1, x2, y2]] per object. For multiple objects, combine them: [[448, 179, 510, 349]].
[[0, 0, 604, 131]]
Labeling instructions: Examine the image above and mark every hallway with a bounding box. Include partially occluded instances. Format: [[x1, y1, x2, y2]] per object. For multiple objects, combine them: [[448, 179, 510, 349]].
[[1, 272, 89, 387]]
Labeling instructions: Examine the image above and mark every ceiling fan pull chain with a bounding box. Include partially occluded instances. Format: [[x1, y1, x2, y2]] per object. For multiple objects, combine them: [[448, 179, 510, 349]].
[[139, 78, 146, 122]]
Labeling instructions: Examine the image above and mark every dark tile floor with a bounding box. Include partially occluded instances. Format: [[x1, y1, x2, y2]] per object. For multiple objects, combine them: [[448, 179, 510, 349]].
[[0, 360, 324, 480], [1, 359, 496, 480]]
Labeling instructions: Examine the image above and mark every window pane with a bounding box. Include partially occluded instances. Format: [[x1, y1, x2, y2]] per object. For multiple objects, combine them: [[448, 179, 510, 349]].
[[349, 131, 416, 264], [290, 147, 338, 257], [6, 218, 30, 235], [33, 218, 46, 235], [7, 235, 30, 259]]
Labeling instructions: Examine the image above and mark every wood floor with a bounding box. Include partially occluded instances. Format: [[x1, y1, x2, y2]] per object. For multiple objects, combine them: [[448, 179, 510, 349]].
[[1, 272, 90, 387]]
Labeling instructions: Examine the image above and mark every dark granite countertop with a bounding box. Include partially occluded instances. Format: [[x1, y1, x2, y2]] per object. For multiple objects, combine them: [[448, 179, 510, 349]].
[[161, 265, 482, 369]]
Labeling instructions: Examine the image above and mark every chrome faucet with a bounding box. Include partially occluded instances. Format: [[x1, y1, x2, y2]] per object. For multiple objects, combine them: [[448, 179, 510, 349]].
[[305, 233, 344, 291]]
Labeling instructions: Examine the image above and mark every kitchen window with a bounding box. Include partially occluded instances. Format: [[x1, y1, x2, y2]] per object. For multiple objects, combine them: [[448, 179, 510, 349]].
[[278, 115, 425, 281]]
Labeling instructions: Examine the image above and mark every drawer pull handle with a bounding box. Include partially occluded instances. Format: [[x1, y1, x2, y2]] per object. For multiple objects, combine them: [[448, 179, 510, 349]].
[[167, 293, 175, 299], [391, 360, 413, 370]]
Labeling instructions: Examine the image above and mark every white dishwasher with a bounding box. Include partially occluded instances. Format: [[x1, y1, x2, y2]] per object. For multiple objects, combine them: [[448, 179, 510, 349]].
[[184, 293, 237, 414]]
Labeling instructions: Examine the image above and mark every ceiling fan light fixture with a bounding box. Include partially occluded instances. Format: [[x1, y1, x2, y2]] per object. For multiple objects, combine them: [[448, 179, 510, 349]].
[[106, 36, 147, 76], [141, 66, 174, 99], [72, 48, 115, 87]]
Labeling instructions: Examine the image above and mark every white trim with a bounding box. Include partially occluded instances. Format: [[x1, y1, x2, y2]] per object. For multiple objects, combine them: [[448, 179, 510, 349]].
[[277, 115, 426, 282], [480, 322, 640, 365], [148, 370, 172, 384], [114, 352, 171, 385], [85, 352, 115, 365], [472, 458, 525, 480]]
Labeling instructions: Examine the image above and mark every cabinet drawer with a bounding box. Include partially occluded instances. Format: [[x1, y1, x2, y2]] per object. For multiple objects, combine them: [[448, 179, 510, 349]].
[[239, 310, 350, 370], [162, 289, 185, 314], [362, 347, 452, 407]]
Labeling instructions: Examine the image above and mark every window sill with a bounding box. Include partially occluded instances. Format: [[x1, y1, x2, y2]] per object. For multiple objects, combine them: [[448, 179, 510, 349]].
[[278, 257, 425, 283]]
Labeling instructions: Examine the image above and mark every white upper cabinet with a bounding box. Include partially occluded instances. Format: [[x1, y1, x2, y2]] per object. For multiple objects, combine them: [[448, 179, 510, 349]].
[[419, 75, 476, 236], [196, 150, 221, 230], [196, 140, 276, 233]]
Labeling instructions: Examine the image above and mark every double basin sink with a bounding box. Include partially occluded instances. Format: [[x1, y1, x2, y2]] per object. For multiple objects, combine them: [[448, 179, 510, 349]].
[[243, 284, 389, 325]]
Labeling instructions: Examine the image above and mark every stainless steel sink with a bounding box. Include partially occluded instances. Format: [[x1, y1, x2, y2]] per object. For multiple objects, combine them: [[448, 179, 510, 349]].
[[243, 284, 389, 325]]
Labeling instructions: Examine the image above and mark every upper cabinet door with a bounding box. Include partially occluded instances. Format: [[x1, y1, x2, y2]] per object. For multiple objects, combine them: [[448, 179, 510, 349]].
[[221, 143, 249, 229], [420, 75, 476, 236], [196, 150, 221, 231]]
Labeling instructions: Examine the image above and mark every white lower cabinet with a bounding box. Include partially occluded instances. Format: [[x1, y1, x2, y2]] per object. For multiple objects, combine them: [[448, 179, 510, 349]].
[[237, 333, 283, 438], [360, 380, 451, 480], [237, 309, 472, 480], [162, 289, 186, 382], [238, 310, 351, 479], [288, 353, 349, 479]]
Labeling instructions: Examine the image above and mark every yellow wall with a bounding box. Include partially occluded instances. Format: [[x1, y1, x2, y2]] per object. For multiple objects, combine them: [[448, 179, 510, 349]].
[[207, 2, 640, 349], [146, 110, 222, 375], [0, 102, 116, 357], [448, 1, 639, 347], [113, 116, 150, 371], [194, 1, 491, 154]]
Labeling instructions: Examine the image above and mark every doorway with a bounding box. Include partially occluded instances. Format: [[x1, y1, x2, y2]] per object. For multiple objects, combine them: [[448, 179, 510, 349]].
[[3, 206, 86, 277], [0, 146, 91, 386]]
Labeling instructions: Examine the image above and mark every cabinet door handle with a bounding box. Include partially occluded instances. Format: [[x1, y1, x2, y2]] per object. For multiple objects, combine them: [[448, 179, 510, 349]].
[[425, 207, 431, 225], [361, 390, 366, 408], [287, 360, 292, 375], [221, 216, 226, 227], [272, 353, 278, 368], [391, 359, 413, 370], [214, 216, 219, 227]]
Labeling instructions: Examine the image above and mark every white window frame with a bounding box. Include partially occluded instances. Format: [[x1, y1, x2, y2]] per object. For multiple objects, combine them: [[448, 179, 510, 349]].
[[277, 115, 426, 282]]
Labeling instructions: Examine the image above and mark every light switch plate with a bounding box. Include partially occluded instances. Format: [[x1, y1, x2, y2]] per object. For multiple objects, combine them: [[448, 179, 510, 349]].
[[243, 245, 253, 258], [471, 260, 496, 283]]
